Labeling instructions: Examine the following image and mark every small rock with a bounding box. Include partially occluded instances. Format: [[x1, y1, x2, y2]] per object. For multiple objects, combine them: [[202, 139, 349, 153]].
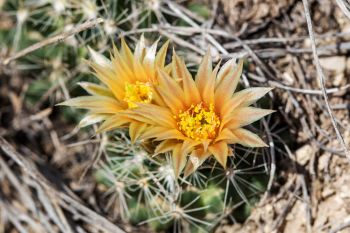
[[318, 153, 330, 171], [319, 56, 346, 73], [341, 24, 350, 40], [340, 185, 350, 198], [332, 73, 344, 86], [303, 38, 311, 49], [283, 72, 294, 85], [322, 187, 335, 198], [295, 144, 314, 166]]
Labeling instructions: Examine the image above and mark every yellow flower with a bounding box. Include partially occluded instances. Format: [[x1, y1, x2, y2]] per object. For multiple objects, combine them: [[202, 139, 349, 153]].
[[123, 50, 274, 176], [58, 36, 169, 142]]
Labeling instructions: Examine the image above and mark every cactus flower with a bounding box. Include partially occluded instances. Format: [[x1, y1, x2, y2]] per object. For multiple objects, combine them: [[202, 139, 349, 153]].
[[58, 36, 169, 142], [123, 50, 274, 176]]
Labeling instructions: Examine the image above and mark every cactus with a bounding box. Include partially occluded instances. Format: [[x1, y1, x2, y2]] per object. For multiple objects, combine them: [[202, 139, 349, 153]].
[[95, 130, 269, 232]]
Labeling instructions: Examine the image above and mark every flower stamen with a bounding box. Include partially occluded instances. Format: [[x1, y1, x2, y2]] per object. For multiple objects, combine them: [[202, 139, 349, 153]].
[[124, 81, 153, 108], [176, 103, 220, 141]]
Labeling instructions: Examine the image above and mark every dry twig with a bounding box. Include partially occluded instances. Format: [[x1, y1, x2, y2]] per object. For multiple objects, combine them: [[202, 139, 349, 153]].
[[329, 220, 350, 233], [0, 137, 126, 233], [302, 0, 350, 161], [1, 18, 104, 65], [336, 0, 350, 20]]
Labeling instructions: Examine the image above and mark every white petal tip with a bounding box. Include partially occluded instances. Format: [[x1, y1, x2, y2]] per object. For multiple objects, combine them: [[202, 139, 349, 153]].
[[88, 46, 111, 68]]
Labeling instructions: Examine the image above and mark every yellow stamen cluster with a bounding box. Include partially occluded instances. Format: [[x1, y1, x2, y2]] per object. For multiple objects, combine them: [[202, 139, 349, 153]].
[[124, 81, 153, 108], [176, 103, 220, 141]]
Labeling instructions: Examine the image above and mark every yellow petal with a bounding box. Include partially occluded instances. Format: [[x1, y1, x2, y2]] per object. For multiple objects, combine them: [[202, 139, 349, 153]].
[[208, 141, 229, 168], [204, 62, 220, 104], [184, 148, 211, 177], [132, 59, 150, 83], [88, 47, 112, 68], [58, 96, 123, 114], [152, 88, 167, 106], [225, 107, 275, 130], [143, 39, 159, 80], [215, 128, 239, 143], [201, 139, 211, 152], [89, 62, 124, 100], [172, 144, 187, 177], [120, 37, 134, 68], [163, 63, 172, 74], [119, 110, 161, 126], [96, 115, 130, 133], [181, 139, 201, 153], [111, 47, 135, 83], [134, 34, 146, 61], [195, 49, 215, 104], [157, 70, 185, 114], [172, 51, 201, 107], [78, 113, 110, 128], [155, 140, 179, 155], [129, 121, 148, 143], [235, 87, 273, 107], [140, 127, 185, 141], [78, 82, 114, 97], [215, 59, 243, 110], [215, 58, 236, 87], [232, 128, 268, 147], [220, 87, 273, 118], [155, 40, 169, 68], [129, 104, 176, 128]]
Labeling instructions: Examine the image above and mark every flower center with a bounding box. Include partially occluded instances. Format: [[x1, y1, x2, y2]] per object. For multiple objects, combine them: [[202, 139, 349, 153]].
[[124, 81, 153, 108], [176, 103, 220, 141]]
